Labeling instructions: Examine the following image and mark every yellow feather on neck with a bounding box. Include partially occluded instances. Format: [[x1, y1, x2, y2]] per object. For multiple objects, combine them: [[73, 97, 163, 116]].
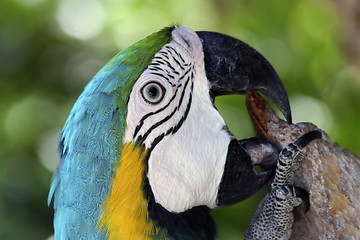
[[98, 142, 160, 239]]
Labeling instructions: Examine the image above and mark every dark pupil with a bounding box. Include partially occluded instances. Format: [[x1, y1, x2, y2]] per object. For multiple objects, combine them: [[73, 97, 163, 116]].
[[147, 85, 159, 99]]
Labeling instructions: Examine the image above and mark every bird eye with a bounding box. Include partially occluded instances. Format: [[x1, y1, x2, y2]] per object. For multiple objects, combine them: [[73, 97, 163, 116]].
[[141, 82, 165, 104]]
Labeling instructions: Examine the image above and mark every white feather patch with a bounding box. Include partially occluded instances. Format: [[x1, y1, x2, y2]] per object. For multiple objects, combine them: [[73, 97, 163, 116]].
[[124, 27, 232, 213]]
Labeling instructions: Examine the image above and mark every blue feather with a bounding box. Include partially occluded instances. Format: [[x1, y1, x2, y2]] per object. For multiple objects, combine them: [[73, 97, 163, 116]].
[[48, 27, 174, 239], [49, 80, 121, 239]]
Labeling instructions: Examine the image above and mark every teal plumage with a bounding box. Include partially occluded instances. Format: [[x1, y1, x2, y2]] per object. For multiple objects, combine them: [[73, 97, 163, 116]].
[[49, 25, 298, 240], [48, 27, 174, 239]]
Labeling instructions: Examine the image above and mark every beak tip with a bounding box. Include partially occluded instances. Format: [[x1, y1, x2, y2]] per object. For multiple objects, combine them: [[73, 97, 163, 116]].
[[281, 103, 292, 123], [286, 113, 292, 124], [197, 31, 292, 124], [283, 100, 292, 124]]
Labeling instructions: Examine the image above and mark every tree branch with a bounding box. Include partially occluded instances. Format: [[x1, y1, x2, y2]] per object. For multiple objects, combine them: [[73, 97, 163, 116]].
[[246, 92, 360, 239]]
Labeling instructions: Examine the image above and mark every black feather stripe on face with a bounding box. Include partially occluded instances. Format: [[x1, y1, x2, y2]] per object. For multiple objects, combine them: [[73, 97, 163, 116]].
[[139, 81, 193, 150], [132, 88, 179, 138], [132, 45, 195, 148]]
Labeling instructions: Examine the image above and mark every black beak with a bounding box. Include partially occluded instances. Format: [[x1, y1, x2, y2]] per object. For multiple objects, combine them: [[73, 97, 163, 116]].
[[196, 31, 292, 123], [196, 31, 291, 206], [216, 139, 276, 207]]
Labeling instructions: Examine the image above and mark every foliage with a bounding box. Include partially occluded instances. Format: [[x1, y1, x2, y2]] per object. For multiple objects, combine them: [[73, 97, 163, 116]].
[[0, 0, 359, 239]]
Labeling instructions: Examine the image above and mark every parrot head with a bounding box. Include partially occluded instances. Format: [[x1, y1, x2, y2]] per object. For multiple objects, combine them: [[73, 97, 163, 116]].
[[49, 26, 291, 239]]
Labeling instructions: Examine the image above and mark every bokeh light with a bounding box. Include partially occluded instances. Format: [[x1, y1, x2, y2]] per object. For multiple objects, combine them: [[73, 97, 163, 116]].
[[37, 129, 62, 172], [291, 94, 333, 132], [56, 0, 106, 40]]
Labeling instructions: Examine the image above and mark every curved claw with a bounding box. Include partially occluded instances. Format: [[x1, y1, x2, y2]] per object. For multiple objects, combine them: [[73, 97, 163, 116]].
[[294, 130, 322, 149]]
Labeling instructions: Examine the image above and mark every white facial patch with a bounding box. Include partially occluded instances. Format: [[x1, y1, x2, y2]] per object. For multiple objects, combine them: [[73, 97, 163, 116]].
[[124, 27, 232, 213]]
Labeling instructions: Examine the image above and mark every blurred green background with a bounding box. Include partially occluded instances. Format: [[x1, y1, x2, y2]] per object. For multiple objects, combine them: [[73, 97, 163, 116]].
[[1, 0, 359, 239]]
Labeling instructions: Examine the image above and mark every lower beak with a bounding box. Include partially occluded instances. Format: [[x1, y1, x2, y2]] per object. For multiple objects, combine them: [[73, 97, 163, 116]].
[[216, 139, 275, 207]]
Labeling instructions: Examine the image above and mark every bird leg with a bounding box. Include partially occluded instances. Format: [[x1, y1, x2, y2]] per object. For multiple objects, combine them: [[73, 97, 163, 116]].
[[244, 130, 321, 240]]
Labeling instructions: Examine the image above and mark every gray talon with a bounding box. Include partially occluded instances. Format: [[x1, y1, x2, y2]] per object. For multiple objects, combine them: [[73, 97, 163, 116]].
[[244, 131, 322, 240]]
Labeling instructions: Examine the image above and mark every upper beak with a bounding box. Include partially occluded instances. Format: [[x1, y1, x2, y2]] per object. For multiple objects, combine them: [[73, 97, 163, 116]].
[[196, 31, 292, 123], [196, 31, 291, 205]]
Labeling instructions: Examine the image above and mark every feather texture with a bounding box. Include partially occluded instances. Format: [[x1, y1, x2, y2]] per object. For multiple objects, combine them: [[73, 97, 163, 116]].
[[48, 27, 174, 239], [98, 143, 165, 239]]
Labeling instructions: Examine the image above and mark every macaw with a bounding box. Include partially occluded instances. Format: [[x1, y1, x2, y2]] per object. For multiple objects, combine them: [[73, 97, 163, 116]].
[[48, 26, 320, 239]]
